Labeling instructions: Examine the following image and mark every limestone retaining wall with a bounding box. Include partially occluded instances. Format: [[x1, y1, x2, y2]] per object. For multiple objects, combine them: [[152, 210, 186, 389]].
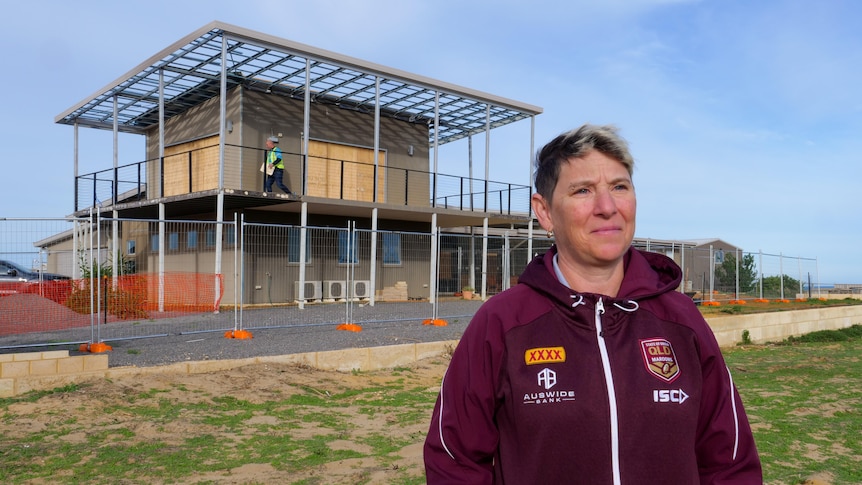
[[2, 305, 861, 397], [1, 351, 109, 398], [706, 305, 862, 347], [0, 340, 458, 398]]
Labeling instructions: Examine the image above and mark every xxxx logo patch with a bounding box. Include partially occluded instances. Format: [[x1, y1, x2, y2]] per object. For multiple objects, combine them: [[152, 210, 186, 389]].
[[525, 347, 566, 365], [640, 338, 680, 382]]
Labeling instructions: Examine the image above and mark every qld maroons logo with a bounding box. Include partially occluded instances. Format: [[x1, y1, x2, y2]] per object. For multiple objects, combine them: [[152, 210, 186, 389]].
[[640, 338, 680, 382]]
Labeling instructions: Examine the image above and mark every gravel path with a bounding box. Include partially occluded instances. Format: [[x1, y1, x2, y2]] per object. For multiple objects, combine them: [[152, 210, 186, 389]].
[[1, 300, 482, 368]]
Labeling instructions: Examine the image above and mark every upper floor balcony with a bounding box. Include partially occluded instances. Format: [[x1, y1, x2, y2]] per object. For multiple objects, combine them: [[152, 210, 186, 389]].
[[74, 142, 533, 222]]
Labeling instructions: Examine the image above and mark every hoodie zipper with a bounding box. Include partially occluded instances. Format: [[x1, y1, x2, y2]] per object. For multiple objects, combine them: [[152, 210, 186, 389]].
[[595, 298, 621, 485]]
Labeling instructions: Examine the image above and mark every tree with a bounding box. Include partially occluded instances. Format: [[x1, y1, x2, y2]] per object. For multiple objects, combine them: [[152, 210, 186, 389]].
[[714, 253, 757, 295], [757, 274, 802, 299]]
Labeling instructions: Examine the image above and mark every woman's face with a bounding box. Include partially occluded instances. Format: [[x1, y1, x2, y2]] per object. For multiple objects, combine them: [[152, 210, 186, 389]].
[[532, 150, 636, 270]]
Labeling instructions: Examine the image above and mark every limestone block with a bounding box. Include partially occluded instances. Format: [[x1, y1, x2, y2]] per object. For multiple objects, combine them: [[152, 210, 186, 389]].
[[29, 359, 59, 377], [83, 354, 109, 372], [58, 356, 86, 375], [0, 361, 30, 379]]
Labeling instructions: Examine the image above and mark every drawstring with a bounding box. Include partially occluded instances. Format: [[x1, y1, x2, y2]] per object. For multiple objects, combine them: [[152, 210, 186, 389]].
[[571, 294, 585, 308], [568, 294, 638, 312], [614, 300, 639, 312]]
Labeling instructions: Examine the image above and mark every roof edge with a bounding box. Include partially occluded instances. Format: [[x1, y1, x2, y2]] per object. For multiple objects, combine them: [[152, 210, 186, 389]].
[[55, 20, 224, 124], [215, 21, 543, 116], [55, 20, 542, 126]]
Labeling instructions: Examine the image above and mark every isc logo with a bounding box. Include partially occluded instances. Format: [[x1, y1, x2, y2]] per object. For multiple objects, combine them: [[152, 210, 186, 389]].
[[653, 389, 689, 404]]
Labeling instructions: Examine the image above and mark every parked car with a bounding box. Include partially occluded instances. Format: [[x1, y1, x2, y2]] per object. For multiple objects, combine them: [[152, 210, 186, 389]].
[[0, 260, 70, 283], [0, 260, 71, 302]]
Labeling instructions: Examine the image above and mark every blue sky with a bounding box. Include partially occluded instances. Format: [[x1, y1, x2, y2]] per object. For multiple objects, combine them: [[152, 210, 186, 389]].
[[1, 0, 860, 284]]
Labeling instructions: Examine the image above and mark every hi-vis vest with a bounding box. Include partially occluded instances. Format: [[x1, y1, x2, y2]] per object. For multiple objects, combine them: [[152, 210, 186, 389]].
[[268, 147, 283, 169]]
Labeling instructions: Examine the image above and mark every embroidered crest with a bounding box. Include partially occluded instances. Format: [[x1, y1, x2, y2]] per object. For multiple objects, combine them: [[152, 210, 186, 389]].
[[640, 338, 680, 382], [524, 347, 566, 365]]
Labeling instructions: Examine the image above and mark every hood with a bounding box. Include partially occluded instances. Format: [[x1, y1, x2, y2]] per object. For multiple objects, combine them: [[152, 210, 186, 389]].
[[518, 245, 682, 308]]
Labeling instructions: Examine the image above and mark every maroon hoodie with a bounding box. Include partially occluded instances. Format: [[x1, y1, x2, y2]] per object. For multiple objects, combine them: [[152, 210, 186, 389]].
[[424, 247, 762, 484]]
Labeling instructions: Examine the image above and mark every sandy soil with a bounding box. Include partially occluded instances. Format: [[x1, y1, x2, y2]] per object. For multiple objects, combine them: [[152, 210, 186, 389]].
[[2, 357, 451, 484]]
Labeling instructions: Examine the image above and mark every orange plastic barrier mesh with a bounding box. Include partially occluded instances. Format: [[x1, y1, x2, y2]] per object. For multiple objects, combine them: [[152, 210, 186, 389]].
[[0, 273, 224, 337]]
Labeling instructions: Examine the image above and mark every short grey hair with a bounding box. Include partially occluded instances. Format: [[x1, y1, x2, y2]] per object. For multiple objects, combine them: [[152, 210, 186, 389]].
[[534, 124, 634, 200]]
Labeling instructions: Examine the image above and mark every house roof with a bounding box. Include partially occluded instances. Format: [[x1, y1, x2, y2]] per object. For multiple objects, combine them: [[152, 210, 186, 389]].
[[682, 238, 740, 250], [55, 21, 542, 145]]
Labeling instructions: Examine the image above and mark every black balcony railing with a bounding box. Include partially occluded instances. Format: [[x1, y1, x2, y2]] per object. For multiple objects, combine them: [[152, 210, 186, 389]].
[[74, 144, 532, 216]]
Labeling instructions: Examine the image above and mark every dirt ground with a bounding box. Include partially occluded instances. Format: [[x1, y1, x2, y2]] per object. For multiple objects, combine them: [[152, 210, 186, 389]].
[[5, 342, 853, 484], [2, 357, 451, 484]]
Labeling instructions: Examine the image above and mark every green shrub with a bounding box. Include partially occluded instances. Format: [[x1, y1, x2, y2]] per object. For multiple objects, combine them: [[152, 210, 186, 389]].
[[65, 280, 148, 319], [783, 324, 862, 344]]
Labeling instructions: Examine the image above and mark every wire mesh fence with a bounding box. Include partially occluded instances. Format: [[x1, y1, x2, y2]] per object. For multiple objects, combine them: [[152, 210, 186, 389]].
[[1, 217, 828, 355], [633, 240, 822, 302]]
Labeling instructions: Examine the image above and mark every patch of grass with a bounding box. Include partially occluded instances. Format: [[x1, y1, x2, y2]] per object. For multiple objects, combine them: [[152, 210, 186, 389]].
[[359, 432, 412, 455], [133, 387, 170, 400], [3, 329, 861, 483], [782, 324, 862, 343], [301, 411, 350, 429], [724, 328, 862, 484], [719, 305, 746, 315], [0, 383, 83, 406]]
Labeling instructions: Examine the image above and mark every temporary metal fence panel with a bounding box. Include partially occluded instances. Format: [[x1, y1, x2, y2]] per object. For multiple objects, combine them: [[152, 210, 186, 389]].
[[436, 232, 551, 299], [1, 217, 90, 349], [2, 215, 825, 354], [92, 218, 234, 342], [661, 244, 820, 302], [1, 217, 235, 350], [748, 250, 819, 300], [506, 234, 554, 284], [238, 222, 472, 330]]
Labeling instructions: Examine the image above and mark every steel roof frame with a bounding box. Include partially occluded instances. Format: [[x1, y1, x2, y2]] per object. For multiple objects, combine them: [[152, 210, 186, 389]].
[[56, 21, 542, 145]]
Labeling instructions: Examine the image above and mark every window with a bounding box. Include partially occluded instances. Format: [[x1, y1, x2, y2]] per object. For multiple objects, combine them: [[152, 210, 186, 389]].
[[205, 229, 216, 247], [226, 226, 236, 246], [168, 233, 179, 251], [287, 227, 311, 264], [127, 240, 136, 255], [150, 235, 159, 252], [187, 231, 198, 249], [382, 232, 401, 265], [337, 231, 358, 264]]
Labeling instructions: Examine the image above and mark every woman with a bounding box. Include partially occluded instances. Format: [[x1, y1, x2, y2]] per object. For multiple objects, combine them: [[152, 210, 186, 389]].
[[424, 124, 762, 484]]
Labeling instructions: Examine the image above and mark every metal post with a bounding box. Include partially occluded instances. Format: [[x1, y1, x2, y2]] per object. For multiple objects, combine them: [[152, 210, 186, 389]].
[[735, 248, 740, 300], [298, 202, 308, 309], [429, 214, 438, 304], [709, 244, 714, 302], [369, 208, 378, 307], [780, 253, 785, 300], [758, 250, 763, 300]]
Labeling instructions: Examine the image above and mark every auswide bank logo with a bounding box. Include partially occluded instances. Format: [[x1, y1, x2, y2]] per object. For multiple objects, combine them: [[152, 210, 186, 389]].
[[522, 368, 576, 405]]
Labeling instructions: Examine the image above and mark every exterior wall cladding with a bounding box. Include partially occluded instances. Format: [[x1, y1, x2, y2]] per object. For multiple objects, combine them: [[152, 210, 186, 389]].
[[134, 85, 462, 305]]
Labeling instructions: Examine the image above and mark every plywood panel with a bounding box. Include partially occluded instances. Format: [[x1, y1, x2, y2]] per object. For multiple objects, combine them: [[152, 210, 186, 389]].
[[163, 136, 220, 196], [307, 140, 385, 202]]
